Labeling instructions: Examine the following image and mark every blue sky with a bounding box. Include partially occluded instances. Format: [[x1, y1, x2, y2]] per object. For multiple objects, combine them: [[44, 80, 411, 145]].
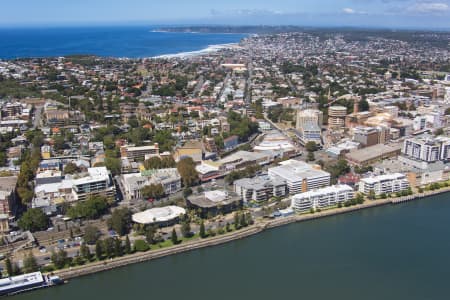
[[1, 0, 449, 29]]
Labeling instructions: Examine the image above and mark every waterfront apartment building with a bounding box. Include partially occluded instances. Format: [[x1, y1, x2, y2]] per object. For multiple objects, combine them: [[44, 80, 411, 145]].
[[120, 168, 181, 201], [268, 160, 331, 195], [359, 173, 410, 196], [234, 176, 287, 203], [402, 136, 450, 162], [120, 144, 159, 161], [291, 185, 354, 212]]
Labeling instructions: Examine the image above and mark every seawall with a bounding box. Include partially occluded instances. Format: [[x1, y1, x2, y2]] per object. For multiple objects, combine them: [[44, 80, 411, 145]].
[[53, 187, 450, 281]]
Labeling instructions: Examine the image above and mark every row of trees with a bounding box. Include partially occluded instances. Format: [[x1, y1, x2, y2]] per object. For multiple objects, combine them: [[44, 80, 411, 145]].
[[143, 156, 176, 170], [93, 237, 130, 260], [3, 253, 38, 277], [16, 148, 41, 204], [49, 236, 134, 270], [340, 194, 365, 207], [233, 211, 254, 230]]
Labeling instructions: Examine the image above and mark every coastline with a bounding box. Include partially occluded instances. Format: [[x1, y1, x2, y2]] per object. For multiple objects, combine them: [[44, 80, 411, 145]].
[[52, 187, 450, 281], [0, 27, 247, 60], [151, 43, 242, 59]]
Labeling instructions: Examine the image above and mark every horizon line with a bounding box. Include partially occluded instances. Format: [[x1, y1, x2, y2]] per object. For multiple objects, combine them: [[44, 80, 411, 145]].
[[0, 22, 449, 32]]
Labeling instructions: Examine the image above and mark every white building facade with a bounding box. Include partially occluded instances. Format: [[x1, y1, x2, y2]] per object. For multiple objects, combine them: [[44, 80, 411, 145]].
[[268, 160, 331, 195], [402, 136, 450, 162], [120, 168, 181, 201], [359, 173, 410, 195], [291, 185, 354, 212]]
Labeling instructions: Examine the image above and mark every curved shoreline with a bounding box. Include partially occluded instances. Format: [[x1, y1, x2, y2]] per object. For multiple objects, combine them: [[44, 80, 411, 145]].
[[151, 43, 241, 59], [53, 187, 450, 281]]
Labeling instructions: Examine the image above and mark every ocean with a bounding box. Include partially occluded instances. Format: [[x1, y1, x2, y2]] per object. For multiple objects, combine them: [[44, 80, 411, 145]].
[[0, 26, 247, 59]]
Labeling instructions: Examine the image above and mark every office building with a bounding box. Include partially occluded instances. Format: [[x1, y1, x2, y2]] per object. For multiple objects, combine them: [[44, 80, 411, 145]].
[[298, 122, 322, 145], [33, 167, 115, 214], [120, 144, 159, 161], [268, 160, 331, 195], [296, 109, 323, 130], [70, 167, 115, 202], [120, 168, 181, 201], [353, 126, 380, 148]]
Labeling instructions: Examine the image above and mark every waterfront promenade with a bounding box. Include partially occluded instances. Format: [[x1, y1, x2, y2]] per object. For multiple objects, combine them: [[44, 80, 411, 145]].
[[52, 186, 450, 281]]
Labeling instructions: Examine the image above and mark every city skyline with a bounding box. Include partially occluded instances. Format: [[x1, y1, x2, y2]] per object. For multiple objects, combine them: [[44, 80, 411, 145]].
[[1, 0, 450, 29]]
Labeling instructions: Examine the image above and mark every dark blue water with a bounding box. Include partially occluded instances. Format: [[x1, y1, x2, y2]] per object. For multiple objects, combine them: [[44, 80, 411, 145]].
[[0, 26, 247, 59], [12, 194, 450, 300]]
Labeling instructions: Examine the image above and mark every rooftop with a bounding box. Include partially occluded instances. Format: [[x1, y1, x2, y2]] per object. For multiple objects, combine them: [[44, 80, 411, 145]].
[[188, 190, 240, 208], [234, 175, 285, 190], [269, 160, 330, 181], [132, 206, 185, 224], [219, 151, 268, 164], [292, 184, 354, 198], [346, 143, 402, 163], [0, 176, 18, 192], [360, 173, 406, 184]]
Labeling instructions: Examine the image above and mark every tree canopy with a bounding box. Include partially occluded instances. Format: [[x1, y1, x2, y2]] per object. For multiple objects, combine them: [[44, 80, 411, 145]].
[[107, 208, 132, 236], [227, 111, 259, 142], [177, 157, 199, 187], [141, 184, 165, 200], [67, 195, 110, 219], [305, 141, 318, 152], [18, 208, 49, 232], [83, 225, 100, 244], [144, 156, 176, 170], [64, 162, 80, 174], [358, 99, 370, 112]]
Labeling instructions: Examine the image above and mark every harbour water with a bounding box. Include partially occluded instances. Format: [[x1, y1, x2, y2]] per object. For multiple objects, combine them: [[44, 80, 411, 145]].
[[12, 194, 450, 300], [0, 26, 247, 59]]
